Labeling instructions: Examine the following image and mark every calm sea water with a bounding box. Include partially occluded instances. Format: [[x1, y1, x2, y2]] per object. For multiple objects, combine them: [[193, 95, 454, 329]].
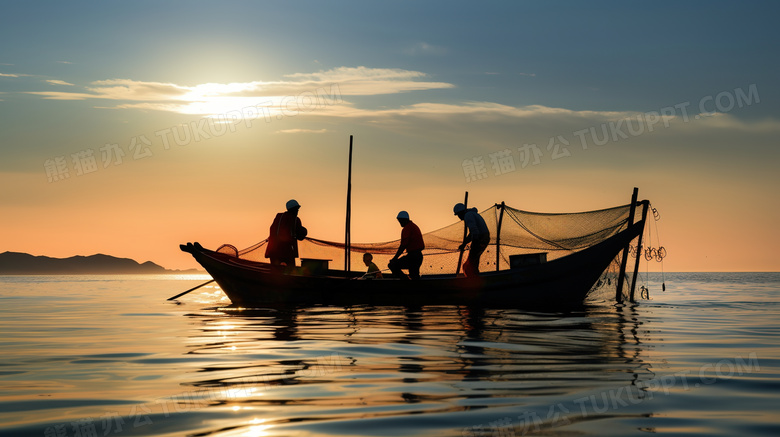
[[1, 273, 779, 437]]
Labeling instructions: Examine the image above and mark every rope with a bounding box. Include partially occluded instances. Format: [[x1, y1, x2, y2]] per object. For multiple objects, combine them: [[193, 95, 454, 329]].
[[650, 203, 666, 291], [641, 203, 666, 293], [632, 203, 667, 299]]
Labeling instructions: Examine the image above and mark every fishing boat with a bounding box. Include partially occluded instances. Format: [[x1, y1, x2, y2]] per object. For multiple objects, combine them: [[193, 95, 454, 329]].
[[180, 188, 650, 308]]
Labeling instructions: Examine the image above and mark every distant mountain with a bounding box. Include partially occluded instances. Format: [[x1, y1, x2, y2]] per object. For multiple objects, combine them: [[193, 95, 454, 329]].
[[0, 252, 201, 275]]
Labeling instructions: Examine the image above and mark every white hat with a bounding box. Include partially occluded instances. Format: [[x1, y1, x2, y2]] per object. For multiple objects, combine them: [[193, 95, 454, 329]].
[[396, 210, 409, 220], [286, 199, 300, 210]]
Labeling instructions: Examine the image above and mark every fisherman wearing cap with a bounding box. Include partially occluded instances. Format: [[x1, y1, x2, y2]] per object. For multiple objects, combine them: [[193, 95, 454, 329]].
[[454, 203, 490, 277], [388, 211, 425, 280], [265, 199, 308, 266]]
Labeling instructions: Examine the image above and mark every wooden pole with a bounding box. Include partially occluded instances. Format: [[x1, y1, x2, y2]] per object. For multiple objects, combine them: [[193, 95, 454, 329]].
[[616, 187, 639, 303], [166, 279, 215, 301], [629, 200, 650, 302], [345, 135, 353, 272], [455, 191, 468, 276], [495, 201, 505, 272]]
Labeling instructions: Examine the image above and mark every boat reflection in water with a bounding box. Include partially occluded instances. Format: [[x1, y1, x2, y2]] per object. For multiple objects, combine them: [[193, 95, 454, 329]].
[[174, 299, 654, 437]]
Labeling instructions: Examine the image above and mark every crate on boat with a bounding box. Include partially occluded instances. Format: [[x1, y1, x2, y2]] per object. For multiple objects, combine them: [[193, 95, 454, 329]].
[[509, 253, 547, 268], [300, 258, 331, 275]]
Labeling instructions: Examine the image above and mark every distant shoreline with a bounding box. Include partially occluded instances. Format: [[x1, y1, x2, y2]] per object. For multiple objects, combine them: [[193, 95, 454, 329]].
[[0, 271, 206, 276], [0, 251, 203, 275]]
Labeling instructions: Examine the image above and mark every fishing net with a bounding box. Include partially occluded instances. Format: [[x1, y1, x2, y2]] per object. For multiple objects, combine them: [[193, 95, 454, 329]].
[[222, 202, 640, 300]]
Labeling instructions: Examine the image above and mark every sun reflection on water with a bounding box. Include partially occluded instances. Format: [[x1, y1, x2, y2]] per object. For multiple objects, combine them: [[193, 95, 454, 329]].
[[245, 418, 271, 437]]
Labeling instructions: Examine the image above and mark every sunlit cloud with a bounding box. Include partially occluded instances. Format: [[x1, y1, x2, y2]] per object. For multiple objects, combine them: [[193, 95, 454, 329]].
[[107, 95, 309, 117], [683, 112, 780, 132], [25, 66, 453, 117], [89, 79, 192, 100], [1, 73, 21, 77], [28, 67, 451, 101], [281, 66, 453, 95], [27, 67, 771, 140], [27, 67, 767, 142], [46, 79, 74, 86], [309, 101, 634, 122], [286, 66, 426, 81], [26, 91, 96, 100]]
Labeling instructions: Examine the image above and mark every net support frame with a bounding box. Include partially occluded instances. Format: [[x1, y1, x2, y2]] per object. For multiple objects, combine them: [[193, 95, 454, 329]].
[[616, 187, 639, 303]]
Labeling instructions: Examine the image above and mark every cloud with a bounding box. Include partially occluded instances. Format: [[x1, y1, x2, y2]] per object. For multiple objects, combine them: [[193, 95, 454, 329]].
[[28, 79, 196, 101], [1, 73, 21, 77], [286, 66, 427, 82], [46, 79, 74, 86], [88, 79, 192, 100], [24, 66, 454, 117], [280, 66, 453, 95], [308, 101, 633, 124], [26, 66, 775, 148], [299, 100, 780, 157], [26, 91, 94, 100], [27, 67, 452, 101], [28, 67, 768, 152]]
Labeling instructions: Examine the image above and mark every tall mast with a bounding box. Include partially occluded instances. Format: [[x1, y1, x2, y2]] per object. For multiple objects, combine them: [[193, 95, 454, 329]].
[[495, 201, 505, 271], [345, 135, 353, 272]]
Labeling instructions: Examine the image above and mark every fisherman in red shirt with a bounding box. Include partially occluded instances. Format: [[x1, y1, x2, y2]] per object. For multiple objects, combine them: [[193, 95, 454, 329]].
[[265, 199, 308, 266], [388, 211, 425, 280]]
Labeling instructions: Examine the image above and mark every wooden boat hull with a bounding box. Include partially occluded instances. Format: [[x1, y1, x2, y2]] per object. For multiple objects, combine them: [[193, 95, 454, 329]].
[[181, 221, 644, 308]]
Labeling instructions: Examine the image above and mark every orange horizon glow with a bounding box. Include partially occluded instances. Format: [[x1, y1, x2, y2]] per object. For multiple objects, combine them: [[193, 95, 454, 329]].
[[2, 163, 777, 273]]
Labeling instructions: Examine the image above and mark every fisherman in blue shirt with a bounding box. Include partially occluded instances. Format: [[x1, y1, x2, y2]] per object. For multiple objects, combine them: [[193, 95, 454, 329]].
[[453, 203, 490, 277]]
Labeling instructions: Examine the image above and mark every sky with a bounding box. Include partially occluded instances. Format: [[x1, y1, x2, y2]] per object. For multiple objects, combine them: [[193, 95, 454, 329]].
[[1, 1, 779, 272]]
